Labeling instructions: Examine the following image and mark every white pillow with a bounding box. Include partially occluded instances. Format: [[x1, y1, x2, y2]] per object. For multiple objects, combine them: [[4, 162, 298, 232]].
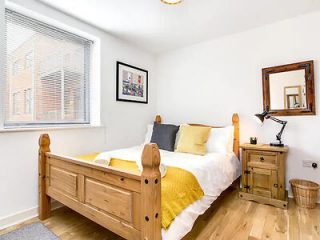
[[206, 126, 234, 153], [144, 124, 153, 144]]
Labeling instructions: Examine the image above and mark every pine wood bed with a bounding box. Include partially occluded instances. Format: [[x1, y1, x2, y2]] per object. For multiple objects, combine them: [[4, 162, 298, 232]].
[[38, 113, 240, 240]]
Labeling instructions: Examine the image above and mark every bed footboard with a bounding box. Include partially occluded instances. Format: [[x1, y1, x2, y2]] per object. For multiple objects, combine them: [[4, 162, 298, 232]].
[[38, 134, 161, 240]]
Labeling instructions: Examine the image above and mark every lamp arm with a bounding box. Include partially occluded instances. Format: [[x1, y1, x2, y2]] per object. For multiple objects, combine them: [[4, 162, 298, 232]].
[[267, 116, 287, 143], [267, 116, 287, 125], [276, 122, 287, 142]]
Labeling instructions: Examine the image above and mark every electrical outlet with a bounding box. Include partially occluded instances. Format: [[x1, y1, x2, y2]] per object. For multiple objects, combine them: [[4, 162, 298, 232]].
[[303, 160, 318, 169], [303, 160, 313, 168]]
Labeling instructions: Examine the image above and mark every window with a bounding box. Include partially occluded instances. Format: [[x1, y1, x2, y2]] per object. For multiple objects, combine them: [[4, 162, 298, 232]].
[[12, 59, 22, 75], [4, 9, 92, 127], [24, 88, 32, 114], [12, 92, 21, 115], [25, 51, 33, 69]]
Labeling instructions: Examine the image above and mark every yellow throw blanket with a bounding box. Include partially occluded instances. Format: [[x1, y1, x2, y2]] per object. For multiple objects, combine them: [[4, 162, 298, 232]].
[[77, 153, 204, 229]]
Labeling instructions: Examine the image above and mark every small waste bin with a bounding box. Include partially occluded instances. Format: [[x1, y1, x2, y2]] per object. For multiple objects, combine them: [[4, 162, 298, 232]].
[[290, 179, 320, 209]]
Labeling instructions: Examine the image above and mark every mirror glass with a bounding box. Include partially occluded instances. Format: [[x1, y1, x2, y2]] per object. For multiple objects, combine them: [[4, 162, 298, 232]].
[[269, 69, 306, 110]]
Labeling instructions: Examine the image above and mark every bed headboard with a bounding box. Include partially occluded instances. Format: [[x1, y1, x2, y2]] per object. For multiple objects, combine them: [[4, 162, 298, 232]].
[[154, 113, 240, 159]]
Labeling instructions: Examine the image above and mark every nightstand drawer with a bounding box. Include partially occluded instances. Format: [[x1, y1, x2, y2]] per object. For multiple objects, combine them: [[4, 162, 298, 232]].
[[247, 151, 277, 165]]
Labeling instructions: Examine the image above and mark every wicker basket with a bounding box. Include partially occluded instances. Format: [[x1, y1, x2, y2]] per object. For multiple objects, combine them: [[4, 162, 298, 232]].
[[290, 179, 320, 209]]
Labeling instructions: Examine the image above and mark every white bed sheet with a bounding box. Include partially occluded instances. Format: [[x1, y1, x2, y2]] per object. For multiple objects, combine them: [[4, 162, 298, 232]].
[[162, 195, 216, 240], [95, 146, 241, 240], [162, 154, 240, 240]]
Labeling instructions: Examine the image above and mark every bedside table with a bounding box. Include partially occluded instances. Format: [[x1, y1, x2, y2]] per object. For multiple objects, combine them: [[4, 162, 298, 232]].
[[239, 143, 289, 209]]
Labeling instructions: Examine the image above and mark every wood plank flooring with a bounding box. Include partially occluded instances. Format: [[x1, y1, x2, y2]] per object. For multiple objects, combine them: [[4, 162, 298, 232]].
[[1, 187, 319, 239]]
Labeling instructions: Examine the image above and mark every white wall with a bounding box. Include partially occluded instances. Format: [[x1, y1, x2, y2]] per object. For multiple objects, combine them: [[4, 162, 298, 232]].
[[0, 0, 156, 226], [156, 11, 320, 200]]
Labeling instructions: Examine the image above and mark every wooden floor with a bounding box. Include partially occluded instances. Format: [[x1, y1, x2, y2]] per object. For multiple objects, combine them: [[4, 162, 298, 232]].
[[1, 187, 319, 240]]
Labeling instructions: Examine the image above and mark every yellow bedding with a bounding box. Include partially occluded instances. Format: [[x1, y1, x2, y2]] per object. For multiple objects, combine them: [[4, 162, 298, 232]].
[[77, 153, 204, 229]]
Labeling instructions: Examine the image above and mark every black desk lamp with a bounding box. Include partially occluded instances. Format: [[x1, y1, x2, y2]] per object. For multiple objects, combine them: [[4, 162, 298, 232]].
[[254, 109, 287, 147]]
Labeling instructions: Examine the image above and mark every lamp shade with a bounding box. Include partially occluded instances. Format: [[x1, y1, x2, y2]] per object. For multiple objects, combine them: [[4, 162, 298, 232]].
[[254, 110, 268, 124], [254, 113, 265, 124]]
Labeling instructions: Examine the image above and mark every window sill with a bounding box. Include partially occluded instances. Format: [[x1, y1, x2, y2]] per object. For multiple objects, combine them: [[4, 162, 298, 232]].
[[0, 124, 105, 133]]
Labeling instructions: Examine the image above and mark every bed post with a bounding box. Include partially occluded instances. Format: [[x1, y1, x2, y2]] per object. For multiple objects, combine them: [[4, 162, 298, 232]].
[[155, 115, 161, 124], [232, 113, 240, 159], [141, 144, 161, 240], [38, 134, 51, 220]]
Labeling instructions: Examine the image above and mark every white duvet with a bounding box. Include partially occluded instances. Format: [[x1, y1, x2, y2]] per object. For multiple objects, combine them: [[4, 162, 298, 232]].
[[95, 146, 241, 240]]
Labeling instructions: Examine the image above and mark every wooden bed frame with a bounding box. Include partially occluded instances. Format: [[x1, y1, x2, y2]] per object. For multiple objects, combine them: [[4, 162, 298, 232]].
[[38, 114, 239, 240]]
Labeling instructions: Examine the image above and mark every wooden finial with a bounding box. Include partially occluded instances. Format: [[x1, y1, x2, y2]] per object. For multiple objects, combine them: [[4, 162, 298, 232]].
[[232, 113, 239, 124], [155, 115, 161, 124], [232, 113, 240, 159], [141, 144, 161, 240], [141, 144, 160, 171], [38, 134, 51, 220], [39, 134, 51, 153]]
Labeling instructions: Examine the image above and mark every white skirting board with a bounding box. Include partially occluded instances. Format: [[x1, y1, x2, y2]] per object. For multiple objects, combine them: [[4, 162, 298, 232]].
[[0, 201, 63, 230]]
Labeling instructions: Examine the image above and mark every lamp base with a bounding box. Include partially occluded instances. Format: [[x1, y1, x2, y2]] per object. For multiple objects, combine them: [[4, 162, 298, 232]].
[[270, 142, 284, 147]]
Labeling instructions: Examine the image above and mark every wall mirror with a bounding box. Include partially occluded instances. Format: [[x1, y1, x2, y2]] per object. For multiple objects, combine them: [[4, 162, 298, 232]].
[[262, 61, 315, 116]]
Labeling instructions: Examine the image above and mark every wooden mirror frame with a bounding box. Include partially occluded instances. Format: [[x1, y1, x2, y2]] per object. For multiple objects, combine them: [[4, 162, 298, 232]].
[[262, 60, 315, 116]]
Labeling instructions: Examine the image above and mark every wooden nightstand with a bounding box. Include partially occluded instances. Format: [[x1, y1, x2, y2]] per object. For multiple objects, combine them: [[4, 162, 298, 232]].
[[239, 143, 289, 209]]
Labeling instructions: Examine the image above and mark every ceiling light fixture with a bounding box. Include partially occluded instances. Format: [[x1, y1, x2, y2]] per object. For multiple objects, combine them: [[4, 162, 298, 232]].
[[161, 0, 183, 5]]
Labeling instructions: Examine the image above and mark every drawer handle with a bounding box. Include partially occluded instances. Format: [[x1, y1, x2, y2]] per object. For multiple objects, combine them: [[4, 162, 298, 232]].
[[274, 184, 278, 188], [260, 157, 265, 162]]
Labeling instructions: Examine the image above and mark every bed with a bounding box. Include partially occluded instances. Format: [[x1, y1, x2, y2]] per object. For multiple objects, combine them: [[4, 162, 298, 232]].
[[38, 114, 240, 240]]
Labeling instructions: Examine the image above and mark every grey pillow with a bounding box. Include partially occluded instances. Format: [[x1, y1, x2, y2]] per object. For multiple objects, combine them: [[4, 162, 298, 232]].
[[150, 123, 179, 152]]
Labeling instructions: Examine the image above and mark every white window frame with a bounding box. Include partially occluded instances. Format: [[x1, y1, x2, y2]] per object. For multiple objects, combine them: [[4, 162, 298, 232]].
[[12, 91, 21, 115], [1, 2, 101, 130], [24, 51, 33, 69], [24, 88, 32, 114], [12, 59, 22, 75]]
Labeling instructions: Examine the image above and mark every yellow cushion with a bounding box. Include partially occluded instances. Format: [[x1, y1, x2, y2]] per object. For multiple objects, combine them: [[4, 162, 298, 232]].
[[176, 125, 211, 155]]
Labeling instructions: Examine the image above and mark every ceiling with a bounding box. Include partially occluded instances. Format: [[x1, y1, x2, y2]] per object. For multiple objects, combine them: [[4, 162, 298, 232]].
[[38, 0, 320, 54]]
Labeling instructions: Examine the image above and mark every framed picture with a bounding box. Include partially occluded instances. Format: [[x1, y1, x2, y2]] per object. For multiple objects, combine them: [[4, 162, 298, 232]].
[[116, 61, 148, 104]]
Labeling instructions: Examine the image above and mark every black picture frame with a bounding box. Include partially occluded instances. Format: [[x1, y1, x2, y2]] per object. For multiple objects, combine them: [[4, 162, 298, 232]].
[[116, 61, 148, 104]]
